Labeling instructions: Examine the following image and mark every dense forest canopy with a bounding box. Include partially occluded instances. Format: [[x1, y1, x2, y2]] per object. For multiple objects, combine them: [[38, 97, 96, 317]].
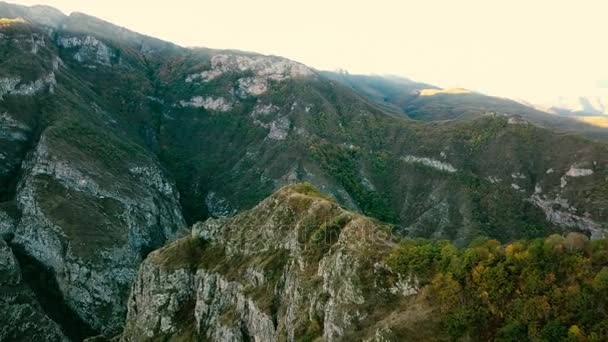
[[387, 233, 608, 341]]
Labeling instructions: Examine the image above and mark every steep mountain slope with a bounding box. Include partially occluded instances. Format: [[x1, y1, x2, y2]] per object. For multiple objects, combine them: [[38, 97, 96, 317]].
[[154, 61, 608, 243], [324, 71, 608, 141], [121, 185, 608, 341], [0, 13, 186, 336], [121, 184, 439, 342], [0, 239, 70, 341], [0, 2, 608, 339]]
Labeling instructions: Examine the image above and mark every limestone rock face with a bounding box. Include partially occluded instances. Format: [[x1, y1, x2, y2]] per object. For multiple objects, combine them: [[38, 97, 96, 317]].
[[11, 129, 187, 335], [0, 72, 56, 99], [121, 185, 422, 341], [529, 195, 605, 239], [179, 96, 232, 111], [0, 208, 15, 235], [0, 239, 69, 342], [0, 13, 188, 337], [57, 35, 116, 66], [186, 53, 314, 84]]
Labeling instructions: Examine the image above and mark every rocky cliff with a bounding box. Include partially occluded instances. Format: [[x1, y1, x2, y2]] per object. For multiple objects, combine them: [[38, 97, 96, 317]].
[[0, 14, 187, 337], [121, 184, 437, 342], [10, 125, 186, 335], [0, 238, 69, 341]]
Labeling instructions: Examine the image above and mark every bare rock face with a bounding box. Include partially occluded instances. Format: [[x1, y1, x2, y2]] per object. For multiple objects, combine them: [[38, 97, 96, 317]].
[[57, 35, 116, 67], [401, 155, 457, 173], [0, 17, 190, 338], [179, 96, 232, 111], [529, 194, 605, 239], [183, 53, 315, 107], [186, 54, 314, 84], [121, 185, 424, 341], [0, 208, 15, 235], [0, 72, 56, 99], [11, 129, 187, 335], [0, 111, 32, 141], [0, 239, 70, 341], [0, 19, 188, 337], [565, 165, 594, 177], [204, 192, 234, 218]]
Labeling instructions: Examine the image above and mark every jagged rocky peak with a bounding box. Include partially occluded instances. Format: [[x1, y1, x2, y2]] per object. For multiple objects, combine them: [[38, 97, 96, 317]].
[[57, 35, 116, 67], [186, 53, 315, 84], [121, 184, 428, 342]]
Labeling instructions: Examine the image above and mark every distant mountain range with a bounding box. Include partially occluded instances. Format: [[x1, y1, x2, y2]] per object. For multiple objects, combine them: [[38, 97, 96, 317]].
[[514, 93, 608, 129], [323, 71, 608, 140], [325, 70, 608, 117]]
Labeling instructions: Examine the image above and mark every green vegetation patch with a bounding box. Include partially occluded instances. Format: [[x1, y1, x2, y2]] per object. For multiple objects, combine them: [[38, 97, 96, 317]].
[[289, 182, 334, 202], [151, 237, 209, 271], [387, 234, 608, 341], [310, 142, 397, 222], [36, 175, 128, 260]]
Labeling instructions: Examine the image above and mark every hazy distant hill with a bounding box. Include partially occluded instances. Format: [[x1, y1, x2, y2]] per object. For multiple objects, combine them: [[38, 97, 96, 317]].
[[324, 71, 608, 141], [543, 94, 608, 116]]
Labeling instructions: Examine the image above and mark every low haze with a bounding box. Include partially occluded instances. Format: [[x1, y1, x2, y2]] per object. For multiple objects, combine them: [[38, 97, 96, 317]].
[[8, 0, 608, 101]]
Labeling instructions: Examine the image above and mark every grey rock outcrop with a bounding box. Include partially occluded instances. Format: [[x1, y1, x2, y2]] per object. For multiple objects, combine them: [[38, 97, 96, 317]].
[[121, 185, 423, 341], [0, 239, 70, 341], [57, 35, 116, 67], [10, 129, 187, 335]]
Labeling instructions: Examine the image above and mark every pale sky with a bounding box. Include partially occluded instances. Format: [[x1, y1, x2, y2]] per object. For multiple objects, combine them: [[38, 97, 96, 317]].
[[8, 0, 608, 101]]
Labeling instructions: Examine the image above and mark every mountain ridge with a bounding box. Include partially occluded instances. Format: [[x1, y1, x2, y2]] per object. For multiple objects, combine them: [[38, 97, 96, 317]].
[[322, 71, 608, 141], [121, 184, 608, 341]]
